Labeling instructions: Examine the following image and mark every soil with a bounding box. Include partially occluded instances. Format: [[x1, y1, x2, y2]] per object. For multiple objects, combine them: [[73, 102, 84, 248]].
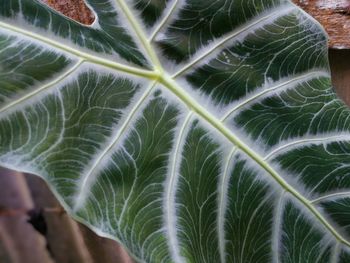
[[41, 0, 94, 25]]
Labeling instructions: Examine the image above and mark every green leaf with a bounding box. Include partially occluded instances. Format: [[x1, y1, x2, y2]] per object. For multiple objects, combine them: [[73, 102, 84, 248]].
[[0, 0, 350, 262]]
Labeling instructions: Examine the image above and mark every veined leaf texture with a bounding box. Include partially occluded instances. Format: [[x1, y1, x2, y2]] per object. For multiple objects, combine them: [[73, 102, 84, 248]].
[[1, 0, 350, 262]]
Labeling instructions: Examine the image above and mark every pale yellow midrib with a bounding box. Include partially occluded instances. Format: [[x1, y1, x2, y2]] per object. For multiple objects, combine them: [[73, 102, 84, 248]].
[[114, 0, 162, 70], [0, 21, 158, 79], [125, 0, 350, 246], [159, 74, 350, 248], [1, 1, 349, 251]]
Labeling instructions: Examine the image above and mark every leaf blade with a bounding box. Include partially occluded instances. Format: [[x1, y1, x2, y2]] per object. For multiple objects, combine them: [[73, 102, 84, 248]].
[[1, 0, 350, 262]]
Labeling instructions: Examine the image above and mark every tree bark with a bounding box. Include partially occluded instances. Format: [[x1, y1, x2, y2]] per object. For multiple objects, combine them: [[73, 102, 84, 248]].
[[293, 0, 350, 49]]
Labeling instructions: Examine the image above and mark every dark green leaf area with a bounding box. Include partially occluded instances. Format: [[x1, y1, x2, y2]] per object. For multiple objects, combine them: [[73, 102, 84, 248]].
[[46, 72, 141, 205], [185, 13, 328, 106], [0, 70, 141, 204], [339, 249, 350, 263], [233, 77, 350, 148], [131, 0, 170, 27], [274, 141, 350, 195], [77, 94, 181, 263], [0, 0, 149, 67], [177, 120, 222, 262], [281, 201, 332, 263], [320, 198, 350, 238], [0, 94, 64, 162], [0, 34, 71, 105], [225, 154, 275, 263], [156, 0, 288, 63]]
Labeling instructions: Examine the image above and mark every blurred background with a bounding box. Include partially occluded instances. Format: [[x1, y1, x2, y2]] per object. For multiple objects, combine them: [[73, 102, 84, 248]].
[[0, 0, 350, 262]]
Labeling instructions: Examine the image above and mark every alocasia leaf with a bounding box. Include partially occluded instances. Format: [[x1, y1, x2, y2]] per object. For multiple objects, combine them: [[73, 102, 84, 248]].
[[1, 0, 350, 262]]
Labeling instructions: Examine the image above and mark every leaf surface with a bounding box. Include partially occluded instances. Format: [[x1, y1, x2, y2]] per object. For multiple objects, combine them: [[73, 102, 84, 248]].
[[1, 0, 350, 262]]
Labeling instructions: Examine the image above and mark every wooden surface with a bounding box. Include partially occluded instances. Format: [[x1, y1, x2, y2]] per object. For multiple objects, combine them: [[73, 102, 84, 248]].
[[329, 49, 350, 105], [1, 1, 350, 263], [0, 170, 134, 263], [0, 170, 53, 263]]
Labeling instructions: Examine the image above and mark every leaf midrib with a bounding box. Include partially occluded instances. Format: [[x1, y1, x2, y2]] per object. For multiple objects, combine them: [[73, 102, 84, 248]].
[[1, 1, 349, 250], [0, 21, 158, 79]]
